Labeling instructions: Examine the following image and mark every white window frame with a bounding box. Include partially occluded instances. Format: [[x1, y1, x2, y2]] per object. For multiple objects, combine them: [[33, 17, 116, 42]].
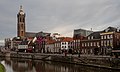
[[107, 35, 110, 39], [91, 42, 92, 46], [104, 35, 106, 39], [88, 43, 89, 46], [101, 36, 103, 39], [82, 43, 84, 47], [110, 35, 113, 38]]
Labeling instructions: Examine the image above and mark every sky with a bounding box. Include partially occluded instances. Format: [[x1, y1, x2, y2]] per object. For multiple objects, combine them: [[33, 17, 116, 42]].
[[0, 0, 120, 43]]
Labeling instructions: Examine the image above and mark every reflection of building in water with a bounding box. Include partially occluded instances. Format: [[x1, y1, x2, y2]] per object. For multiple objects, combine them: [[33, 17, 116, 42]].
[[2, 58, 117, 72], [10, 59, 34, 72], [34, 61, 70, 72]]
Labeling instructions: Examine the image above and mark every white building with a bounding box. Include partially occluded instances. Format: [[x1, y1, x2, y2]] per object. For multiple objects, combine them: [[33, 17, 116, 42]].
[[61, 37, 73, 50]]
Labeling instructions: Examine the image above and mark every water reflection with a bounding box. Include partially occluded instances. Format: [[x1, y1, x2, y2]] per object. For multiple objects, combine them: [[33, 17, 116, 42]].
[[0, 57, 119, 72]]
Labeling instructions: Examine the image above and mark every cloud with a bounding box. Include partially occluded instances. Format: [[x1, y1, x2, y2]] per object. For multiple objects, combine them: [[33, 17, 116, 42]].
[[0, 0, 120, 40]]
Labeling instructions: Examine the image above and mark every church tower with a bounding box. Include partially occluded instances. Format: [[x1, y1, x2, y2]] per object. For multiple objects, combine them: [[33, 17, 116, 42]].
[[17, 5, 26, 38]]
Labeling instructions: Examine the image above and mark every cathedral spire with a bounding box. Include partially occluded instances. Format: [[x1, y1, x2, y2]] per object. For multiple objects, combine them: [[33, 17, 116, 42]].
[[20, 5, 22, 9], [19, 5, 24, 15], [17, 5, 26, 38]]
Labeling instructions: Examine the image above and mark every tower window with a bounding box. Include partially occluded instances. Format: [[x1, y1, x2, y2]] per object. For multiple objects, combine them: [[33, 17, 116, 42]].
[[21, 31, 24, 36], [21, 24, 23, 29], [20, 18, 22, 22], [23, 18, 25, 22]]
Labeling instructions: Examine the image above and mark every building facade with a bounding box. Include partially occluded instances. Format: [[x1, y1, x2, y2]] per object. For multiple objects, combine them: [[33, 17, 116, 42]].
[[75, 27, 120, 56]]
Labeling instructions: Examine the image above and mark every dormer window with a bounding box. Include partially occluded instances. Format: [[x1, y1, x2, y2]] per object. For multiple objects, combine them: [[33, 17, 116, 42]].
[[117, 29, 119, 32], [105, 28, 109, 32]]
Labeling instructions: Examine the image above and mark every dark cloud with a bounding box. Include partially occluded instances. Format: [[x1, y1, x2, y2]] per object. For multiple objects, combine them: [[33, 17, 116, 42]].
[[0, 0, 120, 41]]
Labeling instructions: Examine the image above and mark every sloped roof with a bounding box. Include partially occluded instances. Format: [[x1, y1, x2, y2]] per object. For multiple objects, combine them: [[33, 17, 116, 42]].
[[103, 26, 117, 32], [19, 40, 28, 45], [46, 39, 55, 44], [87, 26, 118, 39], [62, 37, 73, 42], [25, 32, 36, 38], [46, 37, 55, 44], [87, 31, 102, 39]]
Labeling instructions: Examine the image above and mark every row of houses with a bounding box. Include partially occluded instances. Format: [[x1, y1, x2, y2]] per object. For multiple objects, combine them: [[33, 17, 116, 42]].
[[73, 27, 120, 56], [4, 6, 120, 57], [4, 26, 120, 56]]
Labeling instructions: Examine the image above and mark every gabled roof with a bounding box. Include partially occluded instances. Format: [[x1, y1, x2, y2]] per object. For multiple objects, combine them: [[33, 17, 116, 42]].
[[46, 39, 55, 44], [62, 37, 73, 42], [36, 31, 51, 37], [45, 37, 55, 44], [25, 32, 36, 38], [103, 26, 117, 32]]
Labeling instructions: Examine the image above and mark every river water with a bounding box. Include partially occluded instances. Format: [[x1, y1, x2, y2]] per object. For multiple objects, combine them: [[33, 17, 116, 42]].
[[0, 57, 119, 72]]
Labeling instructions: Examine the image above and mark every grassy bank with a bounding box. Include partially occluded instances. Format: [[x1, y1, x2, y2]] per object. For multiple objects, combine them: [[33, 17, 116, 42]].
[[0, 63, 5, 72]]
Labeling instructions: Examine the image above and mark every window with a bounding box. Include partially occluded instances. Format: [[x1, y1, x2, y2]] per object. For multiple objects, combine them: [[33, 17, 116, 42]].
[[71, 42, 72, 44], [85, 43, 86, 47], [21, 24, 23, 29], [110, 35, 113, 38], [91, 36, 93, 39], [94, 42, 96, 46], [85, 49, 86, 54], [104, 41, 106, 46], [88, 43, 89, 46], [101, 41, 103, 46], [21, 31, 24, 36], [107, 35, 110, 39], [97, 42, 99, 47], [65, 42, 66, 45], [20, 18, 21, 22], [110, 40, 113, 46], [101, 36, 103, 39], [55, 43, 56, 47], [65, 46, 66, 48], [23, 18, 25, 22], [107, 40, 110, 46], [78, 40, 80, 42], [104, 35, 106, 39], [90, 49, 93, 54], [81, 49, 84, 54], [68, 42, 69, 44], [74, 40, 75, 42], [82, 43, 84, 47], [91, 42, 92, 46], [117, 35, 119, 39]]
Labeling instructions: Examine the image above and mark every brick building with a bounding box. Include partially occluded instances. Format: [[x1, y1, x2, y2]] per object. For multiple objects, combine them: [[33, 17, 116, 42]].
[[73, 27, 120, 56]]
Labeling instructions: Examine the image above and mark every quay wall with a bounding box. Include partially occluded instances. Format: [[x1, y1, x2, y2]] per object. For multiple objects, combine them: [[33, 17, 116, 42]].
[[1, 52, 120, 70]]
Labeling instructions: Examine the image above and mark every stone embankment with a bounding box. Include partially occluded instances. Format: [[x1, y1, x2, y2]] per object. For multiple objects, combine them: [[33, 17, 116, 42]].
[[0, 52, 120, 70]]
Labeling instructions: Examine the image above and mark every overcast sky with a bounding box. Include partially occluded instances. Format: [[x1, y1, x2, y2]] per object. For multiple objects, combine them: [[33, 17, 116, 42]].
[[0, 0, 120, 42]]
